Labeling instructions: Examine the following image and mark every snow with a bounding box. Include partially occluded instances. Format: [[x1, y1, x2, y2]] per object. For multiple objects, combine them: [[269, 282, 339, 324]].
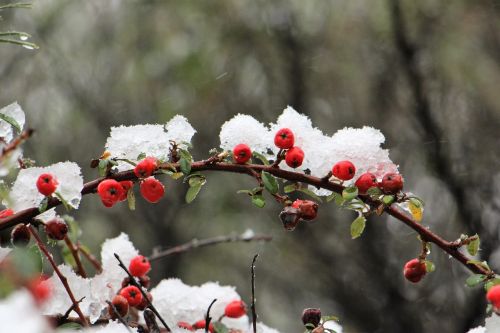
[[467, 315, 500, 333], [0, 102, 26, 143], [220, 114, 273, 156], [0, 290, 52, 333]]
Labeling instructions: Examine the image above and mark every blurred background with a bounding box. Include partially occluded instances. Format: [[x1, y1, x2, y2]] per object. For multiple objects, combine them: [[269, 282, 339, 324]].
[[1, 0, 500, 332]]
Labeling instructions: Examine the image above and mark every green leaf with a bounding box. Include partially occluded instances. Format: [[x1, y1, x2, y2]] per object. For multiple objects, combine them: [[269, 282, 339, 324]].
[[467, 235, 480, 257], [366, 186, 382, 197], [38, 197, 48, 213], [424, 260, 435, 273], [251, 194, 266, 208], [179, 148, 192, 161], [382, 195, 395, 205], [186, 183, 202, 203], [466, 274, 486, 287], [137, 152, 146, 160], [297, 188, 323, 203], [342, 186, 358, 201], [127, 188, 136, 211], [252, 152, 270, 165], [0, 112, 21, 133], [62, 245, 76, 268], [284, 184, 297, 193], [180, 158, 191, 175], [54, 192, 71, 212], [28, 244, 43, 274], [237, 189, 253, 195], [409, 196, 425, 207], [321, 315, 340, 323], [57, 322, 83, 330], [261, 171, 279, 194], [187, 175, 206, 187], [350, 215, 366, 239], [213, 322, 229, 333], [11, 246, 43, 278], [170, 172, 184, 180], [98, 159, 108, 177], [485, 278, 500, 291], [467, 260, 491, 271]]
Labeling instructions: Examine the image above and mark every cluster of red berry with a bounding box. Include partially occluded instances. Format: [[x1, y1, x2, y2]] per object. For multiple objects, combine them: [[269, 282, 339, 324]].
[[109, 255, 153, 318], [176, 299, 247, 332], [97, 157, 165, 207], [233, 128, 305, 168], [487, 285, 500, 313]]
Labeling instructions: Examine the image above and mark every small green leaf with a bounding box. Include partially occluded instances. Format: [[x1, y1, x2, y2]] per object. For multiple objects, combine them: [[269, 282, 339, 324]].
[[382, 195, 395, 205], [321, 315, 340, 323], [127, 188, 136, 211], [251, 194, 266, 208], [467, 235, 480, 257], [297, 188, 323, 203], [252, 152, 270, 165], [28, 244, 43, 274], [62, 245, 76, 268], [188, 175, 206, 187], [261, 171, 279, 194], [179, 148, 192, 161], [213, 322, 229, 333], [186, 183, 202, 203], [408, 196, 425, 207], [237, 189, 253, 195], [137, 152, 146, 160], [98, 159, 109, 177], [366, 186, 382, 197], [170, 172, 184, 180], [55, 192, 71, 212], [11, 246, 43, 278], [466, 274, 486, 287], [284, 184, 297, 193], [57, 322, 83, 330], [304, 323, 316, 330], [485, 278, 500, 291], [350, 215, 366, 239], [342, 186, 358, 201], [180, 158, 191, 175], [38, 197, 48, 213], [467, 260, 491, 271], [424, 260, 435, 273], [0, 112, 21, 133]]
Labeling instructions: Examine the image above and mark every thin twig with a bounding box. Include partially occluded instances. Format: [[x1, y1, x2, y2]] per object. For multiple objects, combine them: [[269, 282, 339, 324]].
[[77, 242, 103, 273], [64, 236, 87, 278], [60, 296, 85, 323], [106, 300, 132, 333], [144, 309, 160, 333], [114, 253, 171, 332], [28, 225, 89, 327], [148, 232, 272, 262], [0, 128, 33, 161], [251, 254, 259, 333], [205, 299, 217, 333]]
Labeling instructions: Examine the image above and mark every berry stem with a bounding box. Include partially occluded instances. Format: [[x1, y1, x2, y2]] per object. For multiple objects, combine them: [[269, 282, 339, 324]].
[[28, 225, 89, 327], [64, 235, 87, 278]]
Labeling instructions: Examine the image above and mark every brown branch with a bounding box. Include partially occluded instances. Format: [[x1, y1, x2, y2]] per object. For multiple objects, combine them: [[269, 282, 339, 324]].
[[64, 236, 87, 278], [148, 233, 272, 262], [77, 242, 103, 273], [0, 128, 33, 161], [0, 160, 491, 277], [106, 300, 132, 333], [28, 225, 89, 327]]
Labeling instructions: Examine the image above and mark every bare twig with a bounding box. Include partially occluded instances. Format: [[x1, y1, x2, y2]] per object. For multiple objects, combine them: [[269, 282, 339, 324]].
[[114, 253, 171, 332], [205, 299, 217, 333], [60, 297, 85, 323], [251, 254, 259, 333], [77, 242, 103, 273], [64, 236, 87, 278], [106, 300, 132, 333], [28, 225, 89, 327], [0, 128, 33, 161], [148, 232, 272, 262]]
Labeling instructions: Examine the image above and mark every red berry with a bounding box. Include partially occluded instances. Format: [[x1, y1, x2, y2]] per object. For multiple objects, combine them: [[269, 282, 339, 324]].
[[0, 208, 14, 219], [380, 173, 404, 194], [193, 320, 214, 333], [403, 258, 427, 283], [274, 128, 295, 149], [301, 308, 322, 328], [140, 177, 165, 203], [177, 322, 194, 331], [36, 173, 58, 196], [44, 218, 68, 241], [134, 157, 158, 178], [119, 285, 143, 307], [224, 299, 247, 318], [285, 146, 304, 168], [28, 276, 51, 305], [233, 144, 252, 164], [129, 255, 151, 277], [355, 172, 378, 194], [108, 294, 129, 318], [291, 200, 318, 221], [135, 292, 153, 311], [332, 161, 356, 181], [97, 179, 124, 207], [11, 224, 31, 246], [118, 181, 134, 202], [487, 285, 500, 309]]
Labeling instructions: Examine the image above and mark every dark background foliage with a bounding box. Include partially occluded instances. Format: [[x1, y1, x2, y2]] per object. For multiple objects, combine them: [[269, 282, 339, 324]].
[[1, 1, 500, 332]]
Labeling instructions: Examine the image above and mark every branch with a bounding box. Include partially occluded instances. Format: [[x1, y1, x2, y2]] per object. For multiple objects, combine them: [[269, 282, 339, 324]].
[[64, 236, 87, 278], [205, 299, 217, 333], [251, 254, 259, 333], [148, 232, 272, 262], [0, 128, 33, 161], [0, 160, 492, 277], [28, 225, 89, 327], [106, 300, 132, 333], [77, 242, 103, 273]]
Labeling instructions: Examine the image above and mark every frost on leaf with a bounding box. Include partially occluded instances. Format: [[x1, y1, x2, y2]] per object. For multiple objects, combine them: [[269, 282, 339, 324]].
[[6, 162, 84, 220], [0, 102, 25, 143], [0, 290, 52, 333], [104, 116, 196, 170], [219, 114, 273, 155]]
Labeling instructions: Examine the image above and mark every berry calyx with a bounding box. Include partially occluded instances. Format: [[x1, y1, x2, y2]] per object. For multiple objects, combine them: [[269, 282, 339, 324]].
[[44, 218, 69, 241], [279, 206, 301, 231], [177, 322, 194, 331], [224, 299, 247, 318], [233, 143, 252, 164], [291, 200, 318, 221], [355, 172, 378, 194], [332, 161, 356, 181], [11, 224, 31, 247], [108, 295, 129, 319], [135, 291, 153, 311], [140, 177, 165, 203], [134, 157, 158, 178], [380, 173, 404, 194], [118, 181, 134, 202], [0, 208, 14, 219], [36, 173, 58, 196], [129, 255, 151, 277], [285, 146, 304, 168], [119, 285, 143, 307], [97, 179, 124, 207], [403, 258, 427, 283], [274, 128, 295, 149], [302, 308, 322, 328], [193, 320, 214, 333], [487, 285, 500, 309], [27, 276, 51, 305]]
